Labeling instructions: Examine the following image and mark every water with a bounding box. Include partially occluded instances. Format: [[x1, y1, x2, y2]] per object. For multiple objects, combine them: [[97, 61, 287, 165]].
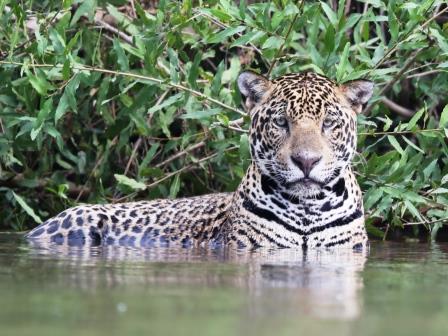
[[0, 234, 447, 336]]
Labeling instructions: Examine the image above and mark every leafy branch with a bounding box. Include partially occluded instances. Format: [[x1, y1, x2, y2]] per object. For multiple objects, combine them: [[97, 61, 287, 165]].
[[0, 60, 246, 116]]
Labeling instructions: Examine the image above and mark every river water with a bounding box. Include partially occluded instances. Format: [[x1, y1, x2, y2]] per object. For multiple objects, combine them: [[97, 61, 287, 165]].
[[0, 234, 447, 336]]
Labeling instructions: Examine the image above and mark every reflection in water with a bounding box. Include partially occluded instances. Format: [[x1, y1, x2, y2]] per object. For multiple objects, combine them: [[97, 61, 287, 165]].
[[25, 240, 367, 320], [2, 235, 448, 336]]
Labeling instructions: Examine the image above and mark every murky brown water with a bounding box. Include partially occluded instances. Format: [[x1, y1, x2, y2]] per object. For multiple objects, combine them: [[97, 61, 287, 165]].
[[1, 234, 447, 336]]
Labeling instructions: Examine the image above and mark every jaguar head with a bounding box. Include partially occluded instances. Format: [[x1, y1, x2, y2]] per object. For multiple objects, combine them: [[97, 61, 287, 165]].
[[238, 71, 373, 198]]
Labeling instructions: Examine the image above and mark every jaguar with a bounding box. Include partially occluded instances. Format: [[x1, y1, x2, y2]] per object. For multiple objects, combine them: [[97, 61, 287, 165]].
[[26, 71, 373, 250]]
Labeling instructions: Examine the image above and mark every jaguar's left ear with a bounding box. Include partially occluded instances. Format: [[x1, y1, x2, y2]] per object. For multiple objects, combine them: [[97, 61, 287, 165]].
[[340, 80, 374, 113]]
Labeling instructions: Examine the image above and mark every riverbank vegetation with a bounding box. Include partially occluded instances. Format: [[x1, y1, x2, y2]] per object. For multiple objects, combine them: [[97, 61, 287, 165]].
[[0, 0, 447, 240]]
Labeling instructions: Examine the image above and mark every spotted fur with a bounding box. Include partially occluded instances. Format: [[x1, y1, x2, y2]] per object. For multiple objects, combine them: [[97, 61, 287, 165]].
[[26, 71, 373, 250]]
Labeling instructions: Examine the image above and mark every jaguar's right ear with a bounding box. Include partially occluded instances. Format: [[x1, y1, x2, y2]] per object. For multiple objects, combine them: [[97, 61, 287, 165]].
[[237, 71, 272, 112]]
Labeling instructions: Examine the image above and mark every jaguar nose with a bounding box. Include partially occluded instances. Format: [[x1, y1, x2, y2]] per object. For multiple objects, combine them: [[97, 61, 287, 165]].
[[291, 154, 322, 177]]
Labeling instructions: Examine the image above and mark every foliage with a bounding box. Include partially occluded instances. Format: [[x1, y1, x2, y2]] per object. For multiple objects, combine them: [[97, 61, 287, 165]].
[[0, 0, 447, 239]]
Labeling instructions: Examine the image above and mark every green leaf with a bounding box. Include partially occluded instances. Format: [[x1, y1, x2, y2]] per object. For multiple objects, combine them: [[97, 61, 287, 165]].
[[31, 98, 53, 140], [66, 31, 81, 53], [430, 188, 448, 194], [230, 31, 264, 48], [407, 106, 425, 130], [48, 28, 66, 54], [138, 143, 160, 176], [35, 27, 48, 56], [430, 28, 448, 53], [387, 135, 405, 157], [207, 8, 233, 22], [262, 36, 285, 50], [336, 42, 350, 82], [113, 38, 130, 71], [388, 3, 399, 42], [71, 0, 97, 26], [211, 61, 225, 96], [321, 3, 338, 27], [401, 135, 424, 154], [46, 125, 64, 150], [423, 159, 438, 180], [62, 59, 71, 81], [239, 133, 250, 163], [404, 200, 424, 221], [383, 116, 392, 131], [442, 174, 448, 185], [217, 114, 230, 127], [440, 104, 448, 128], [168, 48, 180, 84], [54, 95, 69, 124], [27, 69, 55, 96], [12, 192, 42, 224], [114, 174, 147, 191], [147, 93, 183, 114], [182, 108, 221, 120], [207, 26, 246, 44], [364, 188, 383, 209], [55, 74, 81, 122], [187, 51, 202, 89], [169, 174, 181, 198], [323, 25, 335, 53]]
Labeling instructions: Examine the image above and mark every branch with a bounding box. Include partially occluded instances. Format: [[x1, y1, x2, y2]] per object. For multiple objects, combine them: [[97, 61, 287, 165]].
[[381, 97, 414, 118], [146, 146, 239, 189], [155, 141, 206, 168], [402, 217, 448, 226], [371, 3, 446, 70], [196, 11, 265, 61], [358, 128, 444, 137], [364, 49, 427, 115], [211, 117, 249, 133], [0, 60, 246, 116], [124, 138, 142, 175], [94, 18, 134, 45], [267, 1, 304, 76], [4, 175, 91, 199], [407, 69, 448, 79]]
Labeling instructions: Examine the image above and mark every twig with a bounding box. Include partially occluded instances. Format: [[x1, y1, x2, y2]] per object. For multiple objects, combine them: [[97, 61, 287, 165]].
[[75, 136, 118, 202], [4, 174, 91, 199], [155, 141, 206, 168], [2, 7, 64, 58], [371, 2, 443, 71], [402, 217, 448, 226], [129, 0, 137, 18], [381, 97, 414, 118], [407, 69, 448, 79], [0, 60, 246, 116], [94, 18, 134, 45], [197, 11, 265, 61], [211, 117, 248, 133], [124, 138, 142, 175], [146, 146, 238, 189], [359, 128, 444, 137], [344, 0, 352, 15], [382, 223, 389, 241], [267, 1, 304, 77], [364, 49, 427, 115], [404, 62, 441, 75]]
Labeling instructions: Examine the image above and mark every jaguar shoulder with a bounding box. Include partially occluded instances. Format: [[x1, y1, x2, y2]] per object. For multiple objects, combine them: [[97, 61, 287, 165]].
[[26, 71, 374, 250]]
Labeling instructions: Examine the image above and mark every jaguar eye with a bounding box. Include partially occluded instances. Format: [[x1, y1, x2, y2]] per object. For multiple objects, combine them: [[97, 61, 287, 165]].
[[322, 117, 334, 130], [274, 116, 288, 128]]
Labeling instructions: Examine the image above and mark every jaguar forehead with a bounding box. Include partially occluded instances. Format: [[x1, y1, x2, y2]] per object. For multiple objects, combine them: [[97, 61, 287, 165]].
[[266, 73, 339, 121]]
